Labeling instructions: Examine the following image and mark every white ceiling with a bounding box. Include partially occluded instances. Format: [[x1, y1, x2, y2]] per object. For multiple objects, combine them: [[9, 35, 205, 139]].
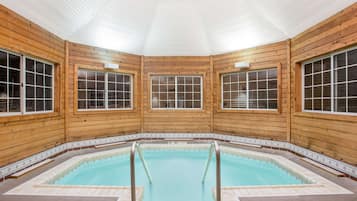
[[1, 0, 356, 56]]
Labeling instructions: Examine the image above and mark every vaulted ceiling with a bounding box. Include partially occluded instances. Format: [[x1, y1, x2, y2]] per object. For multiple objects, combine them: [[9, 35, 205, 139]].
[[1, 0, 355, 56]]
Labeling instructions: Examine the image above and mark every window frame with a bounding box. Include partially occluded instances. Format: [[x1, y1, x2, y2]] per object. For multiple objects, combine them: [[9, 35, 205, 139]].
[[302, 46, 357, 116], [23, 56, 55, 115], [0, 49, 55, 117], [149, 74, 203, 110], [219, 64, 281, 113], [74, 65, 135, 113]]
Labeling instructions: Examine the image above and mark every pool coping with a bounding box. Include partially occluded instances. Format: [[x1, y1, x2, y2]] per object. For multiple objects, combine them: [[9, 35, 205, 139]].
[[1, 133, 355, 179], [4, 144, 353, 199]]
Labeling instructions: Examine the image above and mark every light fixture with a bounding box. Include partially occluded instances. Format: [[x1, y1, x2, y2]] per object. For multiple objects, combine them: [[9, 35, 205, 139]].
[[234, 61, 250, 69], [104, 63, 119, 69]]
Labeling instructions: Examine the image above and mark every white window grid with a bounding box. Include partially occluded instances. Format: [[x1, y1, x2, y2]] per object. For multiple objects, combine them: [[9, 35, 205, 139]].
[[303, 57, 332, 112], [221, 68, 278, 110], [151, 75, 203, 110], [77, 69, 133, 111], [107, 72, 132, 109], [0, 49, 54, 117], [0, 50, 21, 115], [302, 46, 357, 115], [24, 57, 54, 114]]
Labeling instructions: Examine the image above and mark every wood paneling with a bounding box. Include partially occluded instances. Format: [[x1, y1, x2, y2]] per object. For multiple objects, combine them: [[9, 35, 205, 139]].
[[212, 41, 290, 141], [142, 56, 212, 133], [66, 42, 142, 141], [0, 5, 65, 166], [1, 2, 357, 167], [290, 3, 357, 165]]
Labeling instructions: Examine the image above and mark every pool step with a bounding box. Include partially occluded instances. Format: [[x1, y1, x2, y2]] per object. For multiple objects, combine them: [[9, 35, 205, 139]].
[[302, 158, 345, 177], [10, 159, 54, 178]]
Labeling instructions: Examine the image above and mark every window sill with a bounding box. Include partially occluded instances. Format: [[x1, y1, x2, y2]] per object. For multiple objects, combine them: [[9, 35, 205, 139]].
[[148, 109, 205, 113], [0, 112, 61, 123], [293, 112, 357, 122], [216, 109, 280, 114], [74, 109, 137, 115]]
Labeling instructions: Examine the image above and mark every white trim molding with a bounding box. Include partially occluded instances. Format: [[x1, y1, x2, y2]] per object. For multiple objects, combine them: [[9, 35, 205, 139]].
[[0, 133, 356, 179]]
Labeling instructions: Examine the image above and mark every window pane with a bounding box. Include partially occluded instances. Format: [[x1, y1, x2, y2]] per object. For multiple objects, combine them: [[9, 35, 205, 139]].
[[348, 98, 357, 113], [304, 75, 312, 86], [348, 49, 357, 65], [304, 63, 312, 74], [0, 99, 7, 112], [313, 73, 322, 85], [304, 88, 312, 98], [9, 54, 20, 69], [304, 99, 312, 110], [36, 100, 44, 111], [26, 100, 35, 112], [348, 66, 357, 81], [348, 82, 357, 96], [0, 51, 7, 66], [336, 84, 346, 97], [335, 53, 346, 68], [36, 62, 44, 73], [335, 99, 346, 112], [9, 99, 20, 112], [45, 100, 52, 111], [26, 72, 34, 85], [36, 74, 43, 85], [0, 83, 7, 98], [313, 61, 322, 73], [313, 99, 322, 110], [9, 69, 20, 83], [26, 59, 34, 72], [322, 99, 331, 111], [9, 84, 20, 97], [323, 58, 331, 70], [336, 68, 346, 82], [45, 64, 52, 75], [0, 67, 7, 82], [26, 86, 34, 98]]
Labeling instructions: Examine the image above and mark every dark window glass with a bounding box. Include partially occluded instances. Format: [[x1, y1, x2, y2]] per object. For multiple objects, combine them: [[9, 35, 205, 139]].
[[8, 54, 20, 69]]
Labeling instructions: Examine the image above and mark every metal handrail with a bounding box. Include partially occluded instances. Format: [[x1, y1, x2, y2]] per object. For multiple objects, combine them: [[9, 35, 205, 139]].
[[201, 141, 221, 201], [130, 142, 153, 201]]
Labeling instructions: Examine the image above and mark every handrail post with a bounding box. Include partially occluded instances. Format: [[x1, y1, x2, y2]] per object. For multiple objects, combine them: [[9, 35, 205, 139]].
[[130, 142, 153, 201], [201, 141, 221, 201], [130, 142, 136, 201], [214, 141, 221, 201]]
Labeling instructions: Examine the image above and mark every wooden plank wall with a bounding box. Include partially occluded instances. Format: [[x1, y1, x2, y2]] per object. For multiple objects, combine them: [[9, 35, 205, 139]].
[[290, 3, 357, 165], [0, 5, 65, 166], [142, 57, 212, 133], [1, 3, 357, 167], [66, 42, 142, 141], [212, 41, 290, 141]]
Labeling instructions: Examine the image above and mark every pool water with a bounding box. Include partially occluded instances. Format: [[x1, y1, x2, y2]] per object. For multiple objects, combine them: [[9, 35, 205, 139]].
[[54, 149, 306, 201]]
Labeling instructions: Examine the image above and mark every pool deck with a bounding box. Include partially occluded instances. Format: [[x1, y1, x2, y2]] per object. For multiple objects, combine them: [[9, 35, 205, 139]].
[[0, 143, 356, 201]]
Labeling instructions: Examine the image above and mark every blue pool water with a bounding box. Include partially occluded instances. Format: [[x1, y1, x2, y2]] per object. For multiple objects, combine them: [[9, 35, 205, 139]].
[[54, 149, 306, 201]]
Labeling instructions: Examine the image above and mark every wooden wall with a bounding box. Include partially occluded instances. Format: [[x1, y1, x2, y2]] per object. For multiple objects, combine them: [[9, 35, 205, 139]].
[[212, 41, 290, 141], [66, 42, 142, 141], [0, 5, 65, 166], [1, 3, 357, 167], [290, 3, 357, 165], [142, 57, 212, 132]]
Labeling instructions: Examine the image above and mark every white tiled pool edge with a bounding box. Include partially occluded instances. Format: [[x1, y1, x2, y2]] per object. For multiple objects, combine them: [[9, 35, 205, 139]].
[[4, 144, 352, 198], [0, 133, 356, 179]]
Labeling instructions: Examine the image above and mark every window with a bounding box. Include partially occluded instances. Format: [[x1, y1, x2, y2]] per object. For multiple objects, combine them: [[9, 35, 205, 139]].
[[0, 49, 54, 116], [25, 58, 54, 113], [0, 51, 21, 114], [303, 47, 357, 114], [222, 68, 278, 110], [151, 75, 202, 109], [77, 69, 132, 110]]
